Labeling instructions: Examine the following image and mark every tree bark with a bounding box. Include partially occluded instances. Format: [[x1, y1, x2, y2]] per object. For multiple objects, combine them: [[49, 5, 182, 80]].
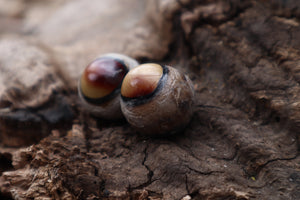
[[0, 0, 299, 199]]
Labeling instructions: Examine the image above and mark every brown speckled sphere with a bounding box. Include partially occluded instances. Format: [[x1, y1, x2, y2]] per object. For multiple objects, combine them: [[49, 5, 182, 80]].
[[120, 63, 195, 135], [78, 53, 139, 119]]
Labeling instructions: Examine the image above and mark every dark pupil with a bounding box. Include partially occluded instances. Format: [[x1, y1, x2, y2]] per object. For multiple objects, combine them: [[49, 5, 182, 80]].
[[86, 58, 127, 90]]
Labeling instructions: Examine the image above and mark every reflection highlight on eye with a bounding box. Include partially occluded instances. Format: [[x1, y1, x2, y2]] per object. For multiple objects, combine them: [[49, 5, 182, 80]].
[[78, 53, 139, 119]]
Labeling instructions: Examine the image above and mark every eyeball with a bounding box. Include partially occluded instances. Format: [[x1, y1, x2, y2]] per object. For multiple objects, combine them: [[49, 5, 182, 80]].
[[78, 53, 139, 119], [120, 63, 195, 135]]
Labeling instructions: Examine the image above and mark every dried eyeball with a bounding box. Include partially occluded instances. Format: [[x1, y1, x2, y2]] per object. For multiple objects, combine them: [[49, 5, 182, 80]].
[[120, 63, 195, 135], [78, 53, 139, 119]]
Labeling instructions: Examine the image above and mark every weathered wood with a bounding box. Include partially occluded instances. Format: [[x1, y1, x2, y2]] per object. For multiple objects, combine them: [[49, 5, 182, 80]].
[[0, 38, 74, 147], [0, 0, 299, 199]]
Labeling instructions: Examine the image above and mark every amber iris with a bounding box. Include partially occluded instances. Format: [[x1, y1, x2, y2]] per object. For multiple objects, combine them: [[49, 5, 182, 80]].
[[80, 58, 127, 99], [121, 63, 163, 98]]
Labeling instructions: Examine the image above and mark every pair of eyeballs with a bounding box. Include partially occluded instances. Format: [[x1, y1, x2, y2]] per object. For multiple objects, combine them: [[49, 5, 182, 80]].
[[78, 53, 195, 135]]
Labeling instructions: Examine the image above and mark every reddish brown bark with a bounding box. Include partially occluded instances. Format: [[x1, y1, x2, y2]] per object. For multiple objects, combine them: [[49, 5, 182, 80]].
[[0, 0, 299, 199]]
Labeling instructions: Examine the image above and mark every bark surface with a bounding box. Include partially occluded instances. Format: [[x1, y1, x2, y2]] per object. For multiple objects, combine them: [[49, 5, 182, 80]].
[[0, 0, 299, 199]]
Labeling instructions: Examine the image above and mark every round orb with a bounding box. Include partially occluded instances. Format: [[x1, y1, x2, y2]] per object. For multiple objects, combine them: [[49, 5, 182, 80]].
[[78, 53, 139, 119], [80, 58, 127, 102], [120, 63, 195, 135], [121, 63, 163, 99]]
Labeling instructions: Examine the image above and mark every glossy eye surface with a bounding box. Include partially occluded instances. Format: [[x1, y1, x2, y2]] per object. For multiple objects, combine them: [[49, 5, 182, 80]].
[[80, 57, 127, 104], [120, 64, 194, 135], [121, 63, 163, 98]]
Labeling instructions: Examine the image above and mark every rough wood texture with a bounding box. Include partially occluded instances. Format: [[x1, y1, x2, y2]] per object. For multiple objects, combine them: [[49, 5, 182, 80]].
[[0, 0, 299, 199]]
